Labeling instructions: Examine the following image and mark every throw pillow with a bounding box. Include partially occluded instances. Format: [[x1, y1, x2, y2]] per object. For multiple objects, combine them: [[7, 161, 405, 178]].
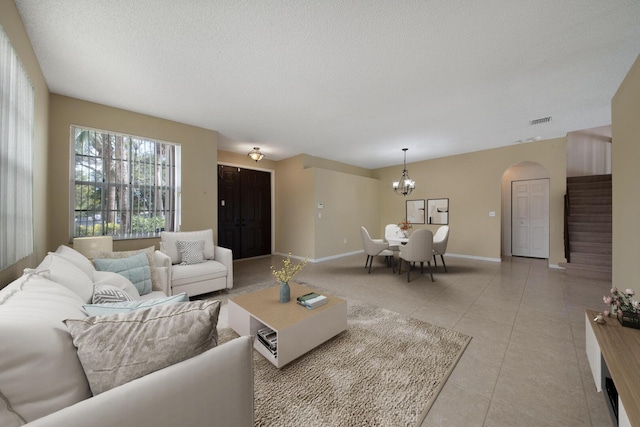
[[92, 270, 141, 300], [92, 246, 161, 292], [83, 293, 189, 316], [160, 229, 215, 264], [92, 283, 134, 304], [64, 299, 221, 395], [35, 253, 95, 303], [177, 240, 206, 265], [54, 244, 96, 278], [0, 274, 91, 426], [93, 252, 152, 295]]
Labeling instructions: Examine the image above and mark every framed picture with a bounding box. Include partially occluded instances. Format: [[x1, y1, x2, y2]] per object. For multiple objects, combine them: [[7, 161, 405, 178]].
[[406, 199, 425, 224], [427, 198, 449, 225]]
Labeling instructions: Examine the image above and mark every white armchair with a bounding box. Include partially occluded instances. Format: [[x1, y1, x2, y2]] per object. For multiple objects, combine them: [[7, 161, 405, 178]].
[[160, 229, 233, 297]]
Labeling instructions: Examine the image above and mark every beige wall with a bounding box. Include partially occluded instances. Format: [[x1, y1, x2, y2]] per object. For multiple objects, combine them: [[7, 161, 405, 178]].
[[49, 94, 219, 252], [375, 138, 567, 265], [271, 154, 380, 260], [0, 1, 50, 286], [275, 155, 315, 257], [314, 168, 380, 259], [612, 54, 640, 288]]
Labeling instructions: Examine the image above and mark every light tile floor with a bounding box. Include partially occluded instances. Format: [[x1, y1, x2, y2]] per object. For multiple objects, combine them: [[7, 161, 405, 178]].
[[226, 253, 613, 426]]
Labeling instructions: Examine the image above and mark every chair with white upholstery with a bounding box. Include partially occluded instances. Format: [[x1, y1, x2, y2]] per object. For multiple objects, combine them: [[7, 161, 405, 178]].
[[384, 223, 405, 245], [160, 229, 233, 297], [432, 225, 450, 272], [398, 229, 434, 282], [360, 226, 394, 273]]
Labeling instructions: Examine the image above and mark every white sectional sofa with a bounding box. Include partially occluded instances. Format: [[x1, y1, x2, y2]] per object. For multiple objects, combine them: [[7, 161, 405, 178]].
[[0, 245, 253, 427]]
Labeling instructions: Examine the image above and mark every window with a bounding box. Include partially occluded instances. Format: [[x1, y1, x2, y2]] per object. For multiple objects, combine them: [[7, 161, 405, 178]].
[[72, 126, 181, 239], [0, 25, 34, 270]]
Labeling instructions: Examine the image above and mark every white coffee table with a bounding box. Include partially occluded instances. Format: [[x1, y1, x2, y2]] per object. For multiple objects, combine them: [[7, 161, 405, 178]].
[[227, 282, 347, 368]]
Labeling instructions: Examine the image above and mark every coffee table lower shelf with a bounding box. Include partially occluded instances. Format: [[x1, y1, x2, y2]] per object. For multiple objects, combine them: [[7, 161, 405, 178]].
[[227, 283, 347, 368]]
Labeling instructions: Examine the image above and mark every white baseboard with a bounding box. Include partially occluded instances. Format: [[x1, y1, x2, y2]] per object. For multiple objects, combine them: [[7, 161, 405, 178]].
[[276, 251, 562, 268], [445, 253, 502, 263], [275, 250, 364, 263]]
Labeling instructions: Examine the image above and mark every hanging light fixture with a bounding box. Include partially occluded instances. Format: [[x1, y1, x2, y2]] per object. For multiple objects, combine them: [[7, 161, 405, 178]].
[[248, 147, 265, 162], [392, 148, 415, 196]]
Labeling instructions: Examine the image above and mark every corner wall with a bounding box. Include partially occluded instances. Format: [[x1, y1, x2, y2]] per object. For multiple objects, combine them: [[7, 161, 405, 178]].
[[48, 94, 219, 251], [612, 54, 640, 288], [0, 2, 50, 286], [273, 154, 380, 261]]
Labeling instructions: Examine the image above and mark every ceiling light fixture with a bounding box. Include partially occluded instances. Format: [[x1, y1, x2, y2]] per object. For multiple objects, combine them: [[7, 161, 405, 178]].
[[392, 148, 415, 196], [248, 147, 265, 162]]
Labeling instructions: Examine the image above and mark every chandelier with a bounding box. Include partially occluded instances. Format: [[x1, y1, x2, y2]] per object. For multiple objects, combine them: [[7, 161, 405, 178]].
[[247, 147, 265, 162], [392, 148, 415, 196]]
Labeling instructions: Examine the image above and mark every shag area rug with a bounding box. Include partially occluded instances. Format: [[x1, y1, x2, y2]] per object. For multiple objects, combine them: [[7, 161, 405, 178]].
[[218, 301, 471, 427]]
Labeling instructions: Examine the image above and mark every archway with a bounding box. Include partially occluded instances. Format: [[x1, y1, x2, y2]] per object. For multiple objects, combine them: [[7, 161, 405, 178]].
[[501, 161, 550, 257]]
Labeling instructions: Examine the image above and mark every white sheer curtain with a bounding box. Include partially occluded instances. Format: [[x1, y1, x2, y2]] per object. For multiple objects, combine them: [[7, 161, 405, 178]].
[[0, 25, 34, 270]]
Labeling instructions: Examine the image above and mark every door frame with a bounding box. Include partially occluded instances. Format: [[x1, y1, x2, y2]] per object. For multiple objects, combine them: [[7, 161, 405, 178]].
[[511, 178, 550, 258], [217, 162, 276, 256]]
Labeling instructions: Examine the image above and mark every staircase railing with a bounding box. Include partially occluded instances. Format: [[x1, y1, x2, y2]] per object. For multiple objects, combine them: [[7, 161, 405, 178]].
[[564, 193, 570, 262]]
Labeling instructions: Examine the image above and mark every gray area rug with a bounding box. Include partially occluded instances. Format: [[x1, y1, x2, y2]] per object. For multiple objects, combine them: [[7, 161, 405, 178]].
[[218, 300, 471, 427]]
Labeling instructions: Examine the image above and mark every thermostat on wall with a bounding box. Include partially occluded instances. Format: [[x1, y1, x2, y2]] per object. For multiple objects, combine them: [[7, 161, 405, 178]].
[[317, 203, 324, 209]]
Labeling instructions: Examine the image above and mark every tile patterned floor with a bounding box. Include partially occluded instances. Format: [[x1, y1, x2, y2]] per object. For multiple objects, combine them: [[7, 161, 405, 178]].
[[226, 253, 614, 426]]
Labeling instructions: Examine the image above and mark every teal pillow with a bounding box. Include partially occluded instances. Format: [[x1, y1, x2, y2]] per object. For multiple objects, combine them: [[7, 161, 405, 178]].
[[83, 293, 189, 316], [94, 252, 152, 295]]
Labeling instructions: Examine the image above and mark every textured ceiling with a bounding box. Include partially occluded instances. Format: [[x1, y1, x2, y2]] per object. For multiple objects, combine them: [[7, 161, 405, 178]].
[[14, 1, 640, 169]]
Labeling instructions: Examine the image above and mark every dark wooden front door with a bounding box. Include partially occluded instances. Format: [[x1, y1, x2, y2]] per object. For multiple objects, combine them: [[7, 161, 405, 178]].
[[218, 165, 271, 259]]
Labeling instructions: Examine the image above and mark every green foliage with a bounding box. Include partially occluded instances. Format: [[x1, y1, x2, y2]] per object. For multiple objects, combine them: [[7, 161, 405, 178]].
[[75, 222, 120, 236], [131, 216, 166, 234]]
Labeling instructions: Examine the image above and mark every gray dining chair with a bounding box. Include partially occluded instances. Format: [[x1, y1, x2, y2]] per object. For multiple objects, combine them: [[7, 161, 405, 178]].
[[398, 229, 434, 282]]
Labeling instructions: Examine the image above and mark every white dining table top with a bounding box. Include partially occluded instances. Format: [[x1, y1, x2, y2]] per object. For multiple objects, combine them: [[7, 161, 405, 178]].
[[387, 237, 409, 246]]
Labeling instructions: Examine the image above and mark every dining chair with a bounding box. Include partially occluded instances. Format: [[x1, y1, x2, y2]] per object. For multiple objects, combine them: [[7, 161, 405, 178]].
[[398, 229, 434, 282], [384, 224, 407, 246], [432, 225, 450, 272], [360, 226, 394, 273]]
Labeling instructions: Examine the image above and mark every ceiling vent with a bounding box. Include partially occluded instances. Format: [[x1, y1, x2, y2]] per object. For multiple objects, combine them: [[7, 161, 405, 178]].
[[530, 116, 552, 125]]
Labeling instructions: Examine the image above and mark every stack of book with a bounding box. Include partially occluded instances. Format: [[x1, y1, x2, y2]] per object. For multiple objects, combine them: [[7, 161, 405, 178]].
[[296, 292, 328, 309], [256, 326, 277, 356]]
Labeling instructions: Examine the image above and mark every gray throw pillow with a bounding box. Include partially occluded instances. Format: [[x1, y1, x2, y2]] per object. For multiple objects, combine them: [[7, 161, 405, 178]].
[[177, 240, 206, 265], [92, 283, 134, 304], [64, 299, 221, 395]]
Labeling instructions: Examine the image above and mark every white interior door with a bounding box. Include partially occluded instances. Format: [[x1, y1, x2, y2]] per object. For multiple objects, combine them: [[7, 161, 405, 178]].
[[511, 179, 549, 258]]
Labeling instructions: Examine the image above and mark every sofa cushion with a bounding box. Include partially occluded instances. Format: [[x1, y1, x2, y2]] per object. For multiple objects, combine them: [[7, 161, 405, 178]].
[[170, 260, 228, 287], [92, 270, 141, 300], [82, 292, 189, 316], [54, 245, 96, 278], [177, 240, 206, 265], [64, 299, 221, 395], [93, 246, 161, 292], [94, 252, 152, 295], [91, 283, 134, 304], [160, 229, 215, 264], [35, 253, 95, 303], [0, 274, 91, 427]]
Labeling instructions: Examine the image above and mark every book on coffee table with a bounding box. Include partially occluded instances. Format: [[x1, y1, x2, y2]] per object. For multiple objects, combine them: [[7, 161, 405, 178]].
[[297, 292, 327, 309]]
